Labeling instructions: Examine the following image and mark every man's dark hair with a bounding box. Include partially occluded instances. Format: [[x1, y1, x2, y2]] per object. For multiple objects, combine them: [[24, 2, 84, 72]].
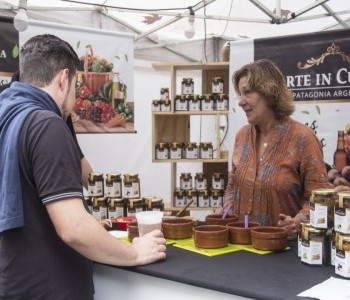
[[20, 34, 80, 87]]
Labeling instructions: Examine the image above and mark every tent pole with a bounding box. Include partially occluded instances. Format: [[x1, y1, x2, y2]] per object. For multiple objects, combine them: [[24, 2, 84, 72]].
[[321, 3, 349, 28]]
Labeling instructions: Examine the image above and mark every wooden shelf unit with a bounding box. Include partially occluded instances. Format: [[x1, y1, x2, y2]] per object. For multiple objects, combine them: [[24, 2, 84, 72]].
[[152, 62, 229, 209]]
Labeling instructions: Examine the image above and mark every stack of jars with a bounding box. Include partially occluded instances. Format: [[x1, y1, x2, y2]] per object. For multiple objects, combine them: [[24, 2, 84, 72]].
[[155, 142, 213, 160], [151, 87, 171, 112], [174, 172, 225, 209]]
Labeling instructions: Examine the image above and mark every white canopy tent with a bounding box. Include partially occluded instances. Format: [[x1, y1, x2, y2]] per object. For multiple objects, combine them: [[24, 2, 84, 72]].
[[1, 0, 350, 62]]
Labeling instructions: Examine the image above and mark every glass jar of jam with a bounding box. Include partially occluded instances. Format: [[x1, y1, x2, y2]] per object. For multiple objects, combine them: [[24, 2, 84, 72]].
[[310, 188, 336, 229], [186, 189, 198, 208], [88, 172, 104, 197], [212, 172, 225, 190], [198, 190, 210, 208], [188, 94, 201, 111], [160, 87, 169, 100], [175, 94, 188, 111], [127, 198, 144, 216], [122, 174, 141, 199], [105, 173, 122, 198], [92, 197, 108, 221], [174, 189, 187, 207], [143, 196, 164, 211], [212, 77, 224, 94], [184, 142, 198, 159], [199, 142, 213, 159], [202, 94, 215, 111], [335, 191, 350, 234], [194, 172, 207, 190], [160, 99, 171, 112], [151, 99, 160, 112], [181, 78, 194, 95], [169, 142, 183, 159], [155, 142, 169, 160], [210, 189, 224, 208], [335, 232, 350, 278], [180, 173, 193, 190], [107, 197, 125, 219], [215, 93, 229, 111]]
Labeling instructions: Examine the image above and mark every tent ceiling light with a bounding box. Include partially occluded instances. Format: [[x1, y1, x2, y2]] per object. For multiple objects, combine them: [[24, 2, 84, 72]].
[[14, 0, 29, 32], [184, 7, 195, 39]]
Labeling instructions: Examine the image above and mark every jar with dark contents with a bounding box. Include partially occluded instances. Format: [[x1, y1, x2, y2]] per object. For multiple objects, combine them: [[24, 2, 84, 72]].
[[194, 172, 207, 190], [335, 191, 350, 234], [88, 172, 104, 197], [310, 188, 336, 229], [160, 87, 169, 100], [181, 78, 194, 95], [210, 189, 224, 208], [105, 173, 122, 198], [212, 77, 224, 94], [92, 197, 108, 221], [301, 223, 330, 265], [122, 174, 141, 199], [201, 94, 215, 111], [155, 142, 169, 160], [144, 196, 164, 211], [160, 99, 171, 112], [108, 197, 125, 219], [188, 94, 201, 111], [127, 198, 144, 216], [151, 99, 160, 112], [212, 172, 225, 190], [215, 93, 229, 111], [199, 142, 213, 159], [174, 189, 187, 207], [186, 189, 198, 207], [175, 94, 188, 111], [335, 232, 350, 278], [180, 173, 193, 190], [184, 142, 198, 159], [169, 142, 183, 159], [198, 190, 210, 208]]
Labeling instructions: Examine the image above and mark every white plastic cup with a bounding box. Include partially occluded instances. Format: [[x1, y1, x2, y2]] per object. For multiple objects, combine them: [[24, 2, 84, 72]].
[[136, 211, 164, 236]]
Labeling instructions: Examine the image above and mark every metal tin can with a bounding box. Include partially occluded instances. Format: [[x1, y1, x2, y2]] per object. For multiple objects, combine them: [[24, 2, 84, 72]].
[[194, 172, 207, 190], [335, 192, 350, 234], [202, 94, 215, 111], [188, 94, 201, 111], [160, 87, 169, 100], [310, 188, 336, 229], [169, 142, 183, 159], [108, 197, 125, 219], [88, 172, 104, 197], [210, 189, 224, 208], [301, 223, 330, 265], [184, 142, 198, 159], [198, 190, 210, 208], [215, 93, 229, 111], [180, 173, 193, 190], [92, 197, 108, 220], [199, 142, 213, 159], [212, 172, 225, 190], [335, 232, 350, 278], [160, 99, 171, 112], [174, 189, 187, 207], [212, 77, 224, 94], [151, 99, 160, 112], [143, 196, 164, 211], [105, 173, 122, 197], [155, 142, 169, 160], [187, 189, 198, 207], [175, 94, 188, 111], [122, 174, 141, 199], [127, 198, 144, 216], [181, 78, 194, 95]]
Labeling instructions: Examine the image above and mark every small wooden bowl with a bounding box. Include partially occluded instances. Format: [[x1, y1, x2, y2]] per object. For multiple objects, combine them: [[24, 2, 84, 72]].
[[162, 218, 193, 239], [127, 221, 139, 242], [227, 221, 260, 245], [251, 226, 288, 251], [193, 225, 228, 249], [205, 214, 238, 226]]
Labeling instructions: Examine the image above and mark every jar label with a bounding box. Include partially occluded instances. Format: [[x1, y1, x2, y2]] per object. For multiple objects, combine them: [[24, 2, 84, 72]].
[[202, 101, 214, 111], [212, 82, 223, 94], [160, 103, 171, 112], [105, 182, 122, 197], [200, 148, 213, 159], [88, 181, 104, 197], [216, 99, 228, 110], [335, 249, 350, 278], [212, 179, 225, 190], [180, 179, 193, 190], [335, 207, 350, 234], [210, 197, 222, 208], [156, 149, 169, 160], [195, 179, 207, 190], [198, 196, 209, 207], [189, 101, 200, 111], [170, 148, 182, 159], [122, 183, 140, 198], [175, 99, 188, 111], [185, 149, 198, 159], [301, 240, 323, 265], [310, 203, 328, 229], [175, 196, 186, 207]]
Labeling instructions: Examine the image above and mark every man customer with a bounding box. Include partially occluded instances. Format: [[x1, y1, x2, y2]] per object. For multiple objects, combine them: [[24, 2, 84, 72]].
[[0, 34, 166, 299]]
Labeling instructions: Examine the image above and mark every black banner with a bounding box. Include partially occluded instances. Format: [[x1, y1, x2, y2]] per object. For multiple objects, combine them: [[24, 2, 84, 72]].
[[254, 28, 350, 102], [0, 17, 19, 76]]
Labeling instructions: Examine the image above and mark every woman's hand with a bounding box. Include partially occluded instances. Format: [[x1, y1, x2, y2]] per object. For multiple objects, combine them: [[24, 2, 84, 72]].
[[215, 199, 234, 214], [278, 214, 299, 240]]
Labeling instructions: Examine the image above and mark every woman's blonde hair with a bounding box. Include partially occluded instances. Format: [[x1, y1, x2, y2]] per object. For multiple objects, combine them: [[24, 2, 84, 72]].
[[232, 59, 295, 118]]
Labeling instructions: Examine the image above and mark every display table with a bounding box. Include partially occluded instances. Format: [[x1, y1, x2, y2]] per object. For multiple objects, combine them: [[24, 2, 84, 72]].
[[93, 240, 341, 300]]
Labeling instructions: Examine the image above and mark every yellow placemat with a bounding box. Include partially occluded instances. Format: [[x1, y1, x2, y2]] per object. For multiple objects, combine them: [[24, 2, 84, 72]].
[[118, 236, 176, 245], [173, 238, 244, 257]]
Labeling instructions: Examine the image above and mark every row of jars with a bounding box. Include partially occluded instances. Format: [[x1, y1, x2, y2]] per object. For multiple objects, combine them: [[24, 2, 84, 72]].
[[179, 172, 225, 190], [156, 142, 214, 160], [87, 172, 141, 199], [174, 189, 224, 208], [298, 189, 350, 278], [87, 196, 164, 220], [181, 77, 225, 95]]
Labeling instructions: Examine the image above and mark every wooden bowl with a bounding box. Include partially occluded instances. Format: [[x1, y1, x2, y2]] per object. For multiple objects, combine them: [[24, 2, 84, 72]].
[[193, 225, 228, 249], [205, 214, 238, 226], [162, 218, 193, 239], [251, 226, 288, 251], [127, 221, 139, 242], [227, 221, 260, 245]]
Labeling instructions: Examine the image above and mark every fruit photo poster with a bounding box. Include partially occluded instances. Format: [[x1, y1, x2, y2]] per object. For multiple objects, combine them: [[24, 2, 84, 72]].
[[3, 19, 135, 133], [230, 29, 350, 176]]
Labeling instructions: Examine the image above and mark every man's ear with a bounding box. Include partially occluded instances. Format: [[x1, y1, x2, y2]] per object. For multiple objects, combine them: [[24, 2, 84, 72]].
[[57, 68, 70, 91]]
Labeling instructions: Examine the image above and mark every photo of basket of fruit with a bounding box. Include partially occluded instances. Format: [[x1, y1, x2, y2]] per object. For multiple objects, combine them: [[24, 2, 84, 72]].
[[78, 45, 114, 94]]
